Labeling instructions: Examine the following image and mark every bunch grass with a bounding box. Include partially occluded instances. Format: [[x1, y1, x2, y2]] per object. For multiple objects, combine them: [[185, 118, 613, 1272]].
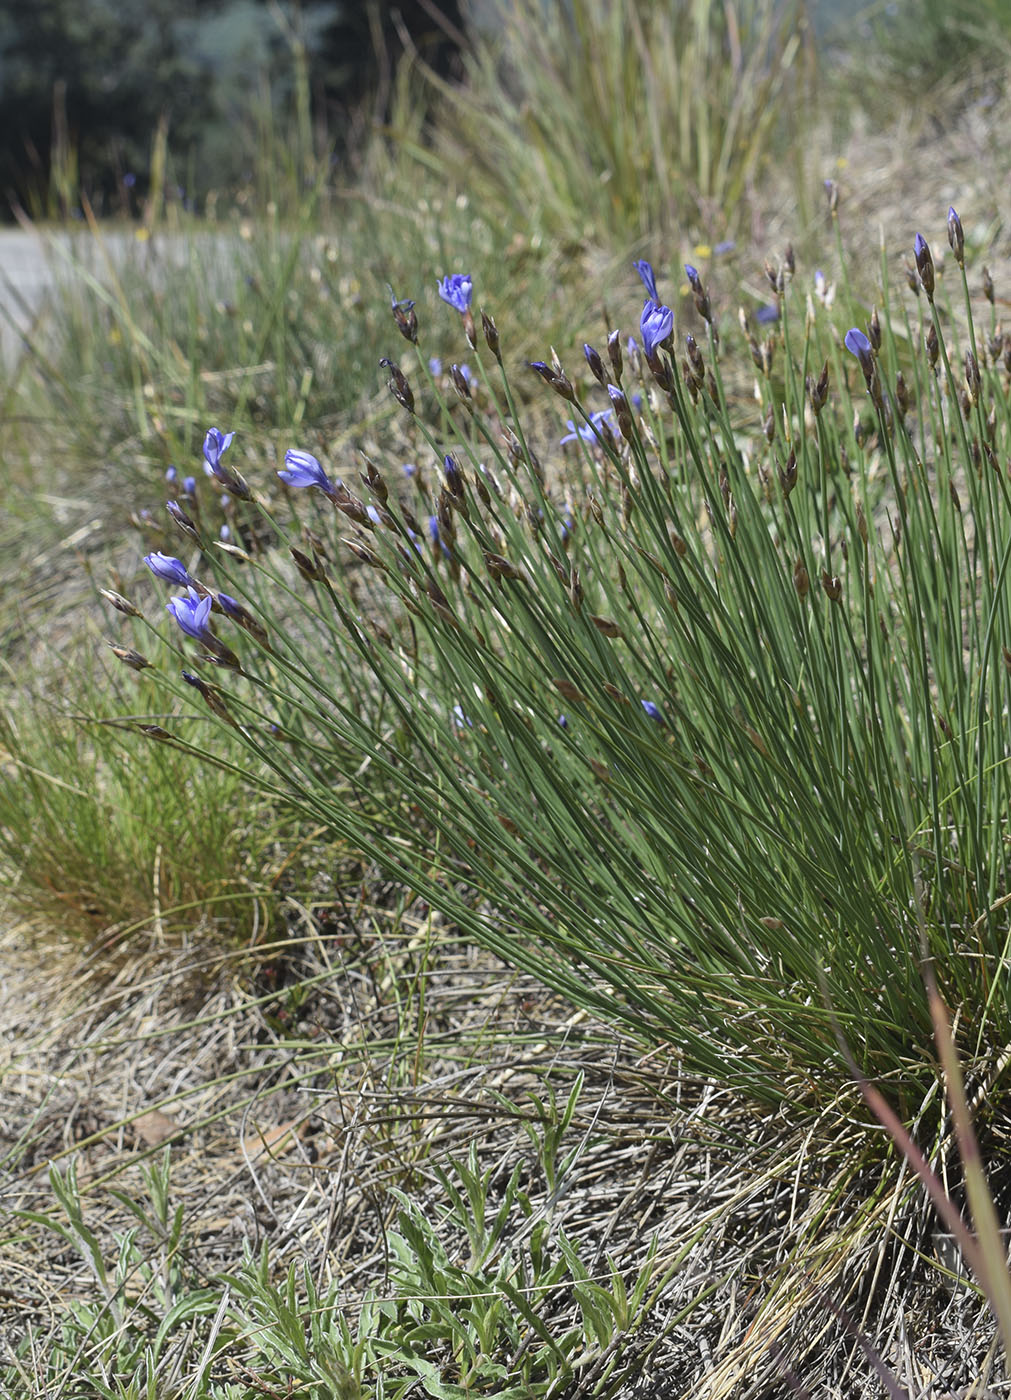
[[113, 208, 1011, 1122], [0, 638, 281, 944], [405, 0, 814, 249]]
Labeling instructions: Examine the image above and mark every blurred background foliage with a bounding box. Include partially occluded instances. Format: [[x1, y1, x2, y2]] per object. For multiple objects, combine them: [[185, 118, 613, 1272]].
[[0, 0, 465, 219], [2, 0, 1010, 225]]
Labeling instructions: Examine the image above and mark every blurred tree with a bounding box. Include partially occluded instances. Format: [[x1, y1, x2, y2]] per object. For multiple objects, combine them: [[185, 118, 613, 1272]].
[[0, 0, 467, 219], [313, 0, 465, 131], [0, 0, 225, 216]]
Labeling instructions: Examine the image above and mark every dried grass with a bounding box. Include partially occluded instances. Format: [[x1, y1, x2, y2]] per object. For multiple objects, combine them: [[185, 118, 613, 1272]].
[[0, 892, 1004, 1396]]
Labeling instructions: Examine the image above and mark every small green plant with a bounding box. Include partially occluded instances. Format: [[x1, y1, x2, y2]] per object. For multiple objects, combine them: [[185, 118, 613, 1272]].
[[226, 1079, 670, 1400], [8, 1153, 226, 1398]]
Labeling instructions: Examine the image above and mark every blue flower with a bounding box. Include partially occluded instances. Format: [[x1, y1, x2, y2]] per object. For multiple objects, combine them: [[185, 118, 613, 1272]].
[[451, 704, 473, 729], [714, 240, 736, 256], [560, 409, 615, 445], [633, 260, 659, 302], [684, 264, 702, 293], [428, 357, 443, 376], [844, 327, 871, 357], [640, 299, 674, 358], [144, 551, 192, 586], [165, 465, 178, 484], [437, 274, 473, 313], [755, 303, 779, 325], [844, 327, 873, 377], [202, 427, 235, 481], [428, 515, 451, 558], [641, 700, 663, 723], [278, 448, 335, 493], [558, 714, 569, 729], [182, 475, 197, 496], [166, 589, 213, 640]]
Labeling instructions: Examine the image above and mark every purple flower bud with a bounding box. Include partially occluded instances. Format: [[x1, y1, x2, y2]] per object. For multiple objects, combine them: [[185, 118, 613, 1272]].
[[166, 589, 213, 640], [167, 499, 199, 538], [443, 453, 465, 497], [183, 476, 196, 496], [684, 264, 703, 294], [633, 260, 659, 302], [755, 303, 779, 325], [641, 700, 663, 723], [437, 273, 473, 313], [584, 343, 606, 385], [947, 206, 964, 266], [558, 714, 569, 729], [144, 551, 192, 586], [640, 300, 674, 359], [914, 233, 935, 299], [165, 465, 178, 484], [202, 427, 235, 480], [428, 357, 442, 376], [844, 327, 875, 386], [451, 704, 473, 729], [220, 524, 231, 541], [714, 240, 736, 256], [278, 448, 335, 493], [366, 505, 382, 526]]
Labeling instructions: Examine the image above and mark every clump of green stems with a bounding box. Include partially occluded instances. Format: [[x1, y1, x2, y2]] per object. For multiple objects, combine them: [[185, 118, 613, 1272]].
[[114, 212, 1011, 1126], [411, 0, 811, 247]]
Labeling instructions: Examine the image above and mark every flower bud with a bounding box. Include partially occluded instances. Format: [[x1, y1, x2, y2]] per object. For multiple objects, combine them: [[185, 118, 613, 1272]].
[[947, 206, 964, 267], [101, 589, 142, 617], [450, 363, 472, 402], [779, 450, 798, 498], [108, 643, 151, 670], [389, 289, 418, 344], [868, 307, 881, 351], [914, 233, 935, 301], [481, 309, 500, 360], [607, 384, 634, 440], [167, 499, 199, 539], [607, 329, 623, 384], [380, 357, 415, 414]]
